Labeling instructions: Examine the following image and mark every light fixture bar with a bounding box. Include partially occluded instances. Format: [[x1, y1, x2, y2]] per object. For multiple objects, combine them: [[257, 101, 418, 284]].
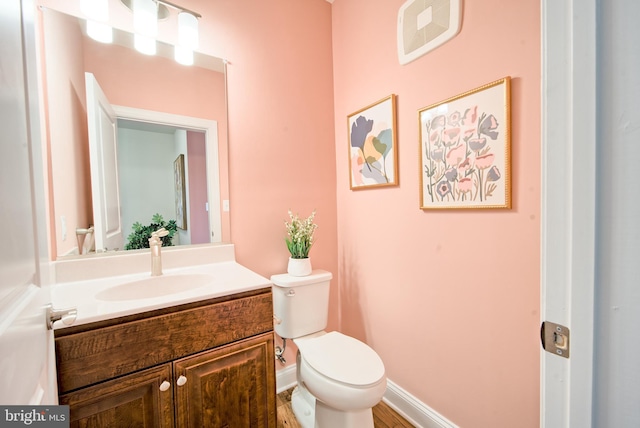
[[155, 0, 201, 18]]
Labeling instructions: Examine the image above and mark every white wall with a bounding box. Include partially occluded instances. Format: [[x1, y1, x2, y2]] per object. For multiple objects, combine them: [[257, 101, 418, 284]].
[[593, 0, 640, 425]]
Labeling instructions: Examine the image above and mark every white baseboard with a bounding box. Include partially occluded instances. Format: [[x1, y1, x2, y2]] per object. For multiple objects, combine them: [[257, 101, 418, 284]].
[[275, 365, 457, 428], [276, 364, 297, 393], [383, 379, 458, 428]]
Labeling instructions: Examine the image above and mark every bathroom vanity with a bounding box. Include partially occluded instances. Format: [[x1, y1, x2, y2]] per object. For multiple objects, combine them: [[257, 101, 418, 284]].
[[51, 245, 277, 427]]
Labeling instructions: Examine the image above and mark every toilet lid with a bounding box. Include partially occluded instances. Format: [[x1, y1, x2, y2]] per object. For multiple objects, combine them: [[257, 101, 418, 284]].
[[298, 332, 385, 386]]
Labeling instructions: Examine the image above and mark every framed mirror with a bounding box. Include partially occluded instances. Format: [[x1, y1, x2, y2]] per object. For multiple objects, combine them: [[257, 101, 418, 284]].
[[39, 7, 230, 259]]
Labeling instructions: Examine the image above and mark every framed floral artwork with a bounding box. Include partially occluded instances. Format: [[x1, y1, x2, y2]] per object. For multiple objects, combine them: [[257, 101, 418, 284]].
[[348, 94, 398, 189], [419, 77, 511, 209]]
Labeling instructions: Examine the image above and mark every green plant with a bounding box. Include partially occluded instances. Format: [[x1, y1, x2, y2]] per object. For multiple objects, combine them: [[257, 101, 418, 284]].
[[125, 213, 178, 250], [284, 210, 317, 259]]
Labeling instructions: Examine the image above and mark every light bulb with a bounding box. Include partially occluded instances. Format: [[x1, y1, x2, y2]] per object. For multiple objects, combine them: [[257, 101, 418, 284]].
[[133, 0, 158, 38], [178, 12, 199, 49]]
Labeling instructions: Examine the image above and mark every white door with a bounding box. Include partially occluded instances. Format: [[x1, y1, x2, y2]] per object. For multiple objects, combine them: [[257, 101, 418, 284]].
[[589, 1, 640, 426], [541, 1, 640, 426], [86, 72, 124, 252], [0, 0, 57, 405]]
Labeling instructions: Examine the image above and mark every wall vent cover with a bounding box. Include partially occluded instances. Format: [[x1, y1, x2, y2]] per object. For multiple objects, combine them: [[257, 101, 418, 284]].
[[397, 0, 462, 65]]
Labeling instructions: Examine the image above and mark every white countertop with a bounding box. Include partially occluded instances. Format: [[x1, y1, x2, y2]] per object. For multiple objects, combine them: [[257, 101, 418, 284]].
[[51, 261, 272, 329]]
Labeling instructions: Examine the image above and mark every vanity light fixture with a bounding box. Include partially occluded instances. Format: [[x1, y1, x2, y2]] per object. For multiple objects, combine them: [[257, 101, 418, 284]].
[[81, 0, 113, 43], [120, 0, 201, 64], [133, 0, 159, 55]]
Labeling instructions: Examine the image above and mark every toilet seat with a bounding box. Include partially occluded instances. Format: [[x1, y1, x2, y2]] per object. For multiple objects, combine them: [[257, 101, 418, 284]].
[[296, 331, 385, 387]]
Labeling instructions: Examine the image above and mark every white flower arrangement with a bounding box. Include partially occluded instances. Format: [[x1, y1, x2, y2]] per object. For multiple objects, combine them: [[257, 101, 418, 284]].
[[285, 210, 318, 259]]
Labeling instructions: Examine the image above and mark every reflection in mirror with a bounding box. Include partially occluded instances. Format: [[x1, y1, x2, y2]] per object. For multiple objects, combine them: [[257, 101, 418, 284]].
[[40, 7, 229, 259], [116, 120, 211, 250], [112, 109, 221, 252]]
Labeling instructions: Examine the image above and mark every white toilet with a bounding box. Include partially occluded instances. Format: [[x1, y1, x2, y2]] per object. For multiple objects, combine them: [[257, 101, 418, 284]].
[[271, 270, 386, 428]]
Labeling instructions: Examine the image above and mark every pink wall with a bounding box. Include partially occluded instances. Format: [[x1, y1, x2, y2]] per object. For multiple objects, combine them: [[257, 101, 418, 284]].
[[201, 0, 339, 366], [187, 131, 209, 244], [209, 0, 339, 317], [82, 40, 226, 123], [40, 10, 91, 258], [209, 0, 540, 424], [332, 1, 541, 427]]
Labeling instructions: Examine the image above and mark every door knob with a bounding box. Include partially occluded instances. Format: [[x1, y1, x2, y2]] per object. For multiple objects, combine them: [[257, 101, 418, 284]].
[[176, 375, 187, 386], [46, 304, 78, 329], [159, 381, 171, 392]]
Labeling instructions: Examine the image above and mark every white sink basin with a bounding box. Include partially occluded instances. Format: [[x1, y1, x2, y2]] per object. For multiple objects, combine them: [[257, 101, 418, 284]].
[[95, 274, 213, 301]]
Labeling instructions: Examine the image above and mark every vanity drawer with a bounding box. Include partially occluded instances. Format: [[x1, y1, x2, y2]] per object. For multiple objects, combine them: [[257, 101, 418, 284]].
[[55, 289, 273, 394]]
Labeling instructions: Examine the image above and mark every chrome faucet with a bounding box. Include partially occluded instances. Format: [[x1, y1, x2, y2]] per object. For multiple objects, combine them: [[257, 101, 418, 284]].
[[149, 227, 169, 276]]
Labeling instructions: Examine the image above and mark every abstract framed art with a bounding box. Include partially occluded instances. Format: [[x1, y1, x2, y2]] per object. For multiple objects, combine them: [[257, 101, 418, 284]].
[[348, 94, 398, 190], [419, 77, 511, 209]]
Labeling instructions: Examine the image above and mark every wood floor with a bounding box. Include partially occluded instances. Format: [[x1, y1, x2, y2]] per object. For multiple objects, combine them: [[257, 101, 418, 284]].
[[276, 387, 415, 428]]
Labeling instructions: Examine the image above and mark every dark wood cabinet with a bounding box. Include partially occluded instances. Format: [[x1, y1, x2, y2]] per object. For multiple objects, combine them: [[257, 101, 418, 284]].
[[59, 364, 175, 428], [175, 333, 275, 428], [55, 288, 276, 428]]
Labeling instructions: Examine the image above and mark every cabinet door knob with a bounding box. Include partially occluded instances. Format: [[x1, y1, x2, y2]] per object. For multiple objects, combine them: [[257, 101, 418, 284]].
[[176, 375, 187, 386], [159, 381, 171, 392]]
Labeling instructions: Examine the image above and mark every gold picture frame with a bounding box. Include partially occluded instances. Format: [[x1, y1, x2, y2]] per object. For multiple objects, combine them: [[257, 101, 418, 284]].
[[174, 154, 187, 229], [419, 77, 511, 209], [347, 94, 398, 190]]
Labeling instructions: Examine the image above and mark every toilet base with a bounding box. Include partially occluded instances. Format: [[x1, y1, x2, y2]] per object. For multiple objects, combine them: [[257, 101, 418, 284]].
[[291, 385, 315, 428], [315, 400, 374, 428], [291, 384, 375, 428]]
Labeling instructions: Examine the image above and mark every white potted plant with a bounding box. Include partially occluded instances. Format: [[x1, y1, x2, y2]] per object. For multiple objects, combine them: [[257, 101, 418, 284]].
[[285, 210, 317, 276]]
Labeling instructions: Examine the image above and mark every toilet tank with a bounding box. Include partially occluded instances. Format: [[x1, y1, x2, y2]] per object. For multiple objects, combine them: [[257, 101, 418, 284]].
[[270, 270, 332, 339]]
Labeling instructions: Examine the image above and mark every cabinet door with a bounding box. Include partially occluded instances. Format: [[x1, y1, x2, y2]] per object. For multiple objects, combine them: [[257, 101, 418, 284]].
[[174, 333, 276, 428], [59, 364, 174, 428]]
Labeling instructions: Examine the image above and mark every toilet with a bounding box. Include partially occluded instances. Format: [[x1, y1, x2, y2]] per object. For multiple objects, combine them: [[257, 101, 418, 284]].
[[271, 270, 386, 428]]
